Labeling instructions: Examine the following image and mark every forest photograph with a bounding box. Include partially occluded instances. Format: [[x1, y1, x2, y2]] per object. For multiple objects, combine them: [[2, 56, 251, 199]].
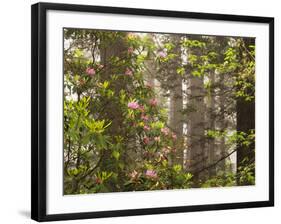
[[63, 28, 255, 195]]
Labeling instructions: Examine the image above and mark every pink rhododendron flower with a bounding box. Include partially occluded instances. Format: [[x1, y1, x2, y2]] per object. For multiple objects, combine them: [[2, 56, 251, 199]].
[[145, 170, 158, 179], [128, 101, 139, 109], [158, 51, 167, 58], [125, 68, 133, 76], [149, 98, 158, 106], [127, 47, 134, 54], [143, 136, 150, 145], [154, 136, 161, 142], [162, 146, 171, 155], [86, 67, 95, 76], [172, 133, 177, 140], [161, 127, 170, 136], [141, 114, 149, 121], [143, 125, 150, 131]]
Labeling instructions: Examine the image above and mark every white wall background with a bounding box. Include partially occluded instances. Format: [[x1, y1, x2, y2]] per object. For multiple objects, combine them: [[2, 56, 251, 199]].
[[0, 0, 279, 223]]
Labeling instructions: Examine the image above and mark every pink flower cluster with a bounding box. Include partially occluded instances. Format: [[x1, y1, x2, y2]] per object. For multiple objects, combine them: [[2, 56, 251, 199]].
[[145, 170, 158, 179], [127, 47, 134, 54], [162, 146, 171, 155], [154, 136, 161, 142], [158, 51, 167, 58], [86, 67, 95, 76], [127, 100, 148, 111], [127, 101, 140, 109], [143, 136, 150, 145], [149, 98, 158, 107], [125, 68, 133, 76], [143, 125, 150, 131], [160, 127, 177, 141], [141, 114, 149, 121], [161, 127, 170, 136]]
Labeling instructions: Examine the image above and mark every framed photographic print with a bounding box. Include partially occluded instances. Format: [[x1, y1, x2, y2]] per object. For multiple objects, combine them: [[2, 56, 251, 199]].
[[31, 2, 274, 222]]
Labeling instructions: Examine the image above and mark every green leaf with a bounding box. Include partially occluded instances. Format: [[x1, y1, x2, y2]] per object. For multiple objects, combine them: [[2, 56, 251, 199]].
[[74, 49, 83, 57], [112, 150, 120, 160], [191, 70, 201, 77], [173, 164, 182, 172], [176, 67, 185, 76], [102, 81, 109, 89]]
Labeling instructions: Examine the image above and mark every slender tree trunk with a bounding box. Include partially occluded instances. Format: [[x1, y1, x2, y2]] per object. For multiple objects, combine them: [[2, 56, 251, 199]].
[[236, 38, 255, 185], [168, 35, 184, 166], [207, 71, 216, 177], [218, 73, 226, 172]]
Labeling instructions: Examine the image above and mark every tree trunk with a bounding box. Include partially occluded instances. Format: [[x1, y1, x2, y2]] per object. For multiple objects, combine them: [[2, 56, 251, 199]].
[[187, 76, 205, 184], [168, 35, 184, 166], [236, 37, 255, 185], [206, 71, 216, 178], [217, 73, 226, 172], [99, 34, 128, 190]]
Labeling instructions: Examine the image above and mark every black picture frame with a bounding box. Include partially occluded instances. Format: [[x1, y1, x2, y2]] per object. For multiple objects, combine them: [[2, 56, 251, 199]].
[[31, 2, 274, 222]]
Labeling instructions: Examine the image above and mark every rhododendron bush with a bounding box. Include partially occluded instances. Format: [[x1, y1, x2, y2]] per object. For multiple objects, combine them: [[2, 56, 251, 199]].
[[63, 29, 255, 194]]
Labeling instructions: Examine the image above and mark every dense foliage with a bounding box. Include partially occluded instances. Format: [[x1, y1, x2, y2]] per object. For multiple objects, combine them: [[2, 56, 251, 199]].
[[63, 29, 255, 194]]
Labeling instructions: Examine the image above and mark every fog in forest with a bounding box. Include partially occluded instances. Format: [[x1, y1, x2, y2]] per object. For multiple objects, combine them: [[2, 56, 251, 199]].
[[63, 28, 255, 195]]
